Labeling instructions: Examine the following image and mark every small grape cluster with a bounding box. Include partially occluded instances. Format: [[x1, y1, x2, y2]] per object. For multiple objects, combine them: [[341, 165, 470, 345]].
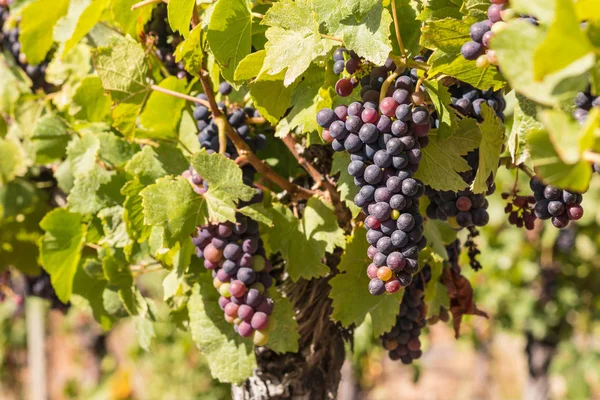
[[317, 60, 429, 296], [530, 177, 584, 229], [502, 191, 536, 230], [194, 85, 266, 160], [331, 47, 362, 77], [573, 87, 599, 124], [425, 151, 494, 230], [449, 82, 506, 121], [0, 2, 50, 90], [144, 4, 189, 80], [465, 227, 482, 271], [461, 0, 537, 68], [380, 265, 430, 364]]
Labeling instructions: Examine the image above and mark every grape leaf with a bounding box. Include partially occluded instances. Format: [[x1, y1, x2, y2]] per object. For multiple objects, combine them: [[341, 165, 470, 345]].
[[239, 203, 274, 226], [39, 209, 88, 302], [261, 201, 334, 281], [423, 259, 448, 318], [108, 0, 154, 37], [122, 179, 152, 243], [493, 20, 589, 106], [112, 102, 144, 139], [96, 131, 140, 168], [174, 24, 204, 78], [471, 104, 504, 194], [98, 206, 129, 248], [303, 197, 345, 253], [102, 247, 133, 286], [70, 76, 112, 122], [134, 315, 156, 351], [0, 138, 27, 184], [168, 0, 195, 38], [265, 289, 299, 353], [188, 279, 256, 384], [45, 43, 92, 86], [29, 115, 70, 163], [248, 71, 296, 124], [234, 50, 266, 81], [330, 152, 361, 217], [207, 0, 252, 83], [73, 258, 112, 329], [54, 0, 110, 56], [328, 226, 403, 337], [527, 129, 593, 193], [414, 119, 481, 191], [67, 165, 119, 214], [138, 77, 187, 140], [92, 35, 149, 102], [19, 0, 70, 64], [423, 218, 456, 260], [125, 144, 189, 186], [510, 0, 554, 24], [509, 94, 540, 164], [423, 80, 459, 140], [262, 0, 335, 86], [0, 58, 31, 113]]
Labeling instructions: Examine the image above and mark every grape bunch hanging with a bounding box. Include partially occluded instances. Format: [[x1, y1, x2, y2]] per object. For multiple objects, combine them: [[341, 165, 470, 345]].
[[530, 177, 584, 229], [186, 86, 275, 345], [317, 57, 430, 296]]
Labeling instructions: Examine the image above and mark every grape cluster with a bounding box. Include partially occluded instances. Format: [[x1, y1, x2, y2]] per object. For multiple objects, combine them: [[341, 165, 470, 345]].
[[461, 0, 537, 67], [380, 265, 430, 364], [0, 2, 50, 90], [194, 86, 266, 159], [449, 82, 506, 121], [317, 61, 429, 296], [331, 47, 362, 77], [573, 87, 599, 124], [502, 191, 536, 230], [530, 177, 584, 229], [144, 4, 189, 80]]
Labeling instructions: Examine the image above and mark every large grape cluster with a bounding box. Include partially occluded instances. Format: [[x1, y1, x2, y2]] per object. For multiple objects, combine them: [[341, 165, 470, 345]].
[[317, 59, 429, 296], [461, 0, 537, 68], [530, 177, 584, 229], [449, 82, 506, 121], [573, 87, 599, 124], [144, 4, 189, 80], [380, 265, 430, 364], [0, 1, 51, 90]]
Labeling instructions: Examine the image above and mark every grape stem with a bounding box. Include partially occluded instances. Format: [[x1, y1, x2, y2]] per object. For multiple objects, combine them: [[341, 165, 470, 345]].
[[390, 0, 406, 57], [245, 117, 266, 125], [131, 0, 165, 11], [583, 150, 600, 165], [320, 34, 344, 44], [379, 69, 400, 103], [251, 12, 264, 19], [198, 68, 317, 200], [150, 84, 212, 108]]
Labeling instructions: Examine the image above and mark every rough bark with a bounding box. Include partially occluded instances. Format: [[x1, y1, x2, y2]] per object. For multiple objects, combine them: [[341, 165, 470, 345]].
[[232, 273, 348, 400]]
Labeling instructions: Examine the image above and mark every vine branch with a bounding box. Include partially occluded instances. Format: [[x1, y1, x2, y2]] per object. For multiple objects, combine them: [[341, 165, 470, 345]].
[[131, 0, 166, 10], [197, 69, 316, 200], [391, 0, 406, 57], [150, 84, 211, 108], [583, 150, 600, 165], [320, 34, 344, 44]]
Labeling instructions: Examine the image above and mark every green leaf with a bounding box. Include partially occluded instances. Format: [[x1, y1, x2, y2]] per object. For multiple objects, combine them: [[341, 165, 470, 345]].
[[493, 20, 589, 106], [73, 259, 112, 329], [238, 203, 274, 226], [70, 76, 112, 122], [174, 24, 204, 78], [19, 0, 70, 64], [234, 50, 266, 81], [265, 289, 299, 353], [533, 0, 594, 80], [0, 138, 27, 184], [527, 129, 593, 193], [134, 315, 156, 351], [262, 0, 335, 86], [96, 131, 140, 168], [332, 2, 393, 66], [423, 219, 456, 259], [138, 77, 186, 140], [248, 71, 295, 124], [108, 0, 154, 37], [92, 35, 149, 102], [330, 152, 361, 217], [540, 109, 597, 164], [98, 206, 129, 248], [261, 202, 332, 281], [509, 94, 541, 164], [423, 260, 448, 318], [122, 179, 152, 243], [303, 197, 345, 253], [45, 43, 93, 86], [328, 226, 403, 336], [207, 0, 252, 83], [0, 58, 31, 113], [168, 0, 195, 38], [188, 279, 256, 384], [67, 165, 118, 214], [275, 66, 329, 137], [102, 248, 133, 286], [29, 115, 69, 163], [125, 144, 189, 185], [54, 0, 111, 56], [510, 0, 555, 24], [112, 102, 144, 139], [414, 119, 481, 191], [471, 105, 504, 193], [39, 209, 87, 303], [423, 80, 459, 140]]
